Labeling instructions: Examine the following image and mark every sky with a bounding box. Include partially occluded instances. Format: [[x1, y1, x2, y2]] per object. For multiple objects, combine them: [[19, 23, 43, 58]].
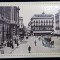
[[19, 5, 59, 27]]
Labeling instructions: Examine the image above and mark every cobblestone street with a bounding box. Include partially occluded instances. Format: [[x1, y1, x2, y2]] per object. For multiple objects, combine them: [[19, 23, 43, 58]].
[[8, 36, 60, 54]]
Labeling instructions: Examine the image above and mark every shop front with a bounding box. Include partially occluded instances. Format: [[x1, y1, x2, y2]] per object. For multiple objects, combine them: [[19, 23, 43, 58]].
[[33, 31, 52, 36]]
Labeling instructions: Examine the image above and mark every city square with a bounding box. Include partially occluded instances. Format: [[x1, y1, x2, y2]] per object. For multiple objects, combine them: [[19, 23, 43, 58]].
[[0, 5, 60, 54], [0, 35, 60, 54]]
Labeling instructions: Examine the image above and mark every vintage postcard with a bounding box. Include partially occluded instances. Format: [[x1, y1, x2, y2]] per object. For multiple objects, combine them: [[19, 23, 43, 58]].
[[0, 2, 60, 58]]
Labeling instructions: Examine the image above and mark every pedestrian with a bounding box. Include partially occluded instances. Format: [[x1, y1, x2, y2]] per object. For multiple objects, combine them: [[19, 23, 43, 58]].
[[34, 40, 37, 46], [14, 35, 16, 44], [10, 40, 11, 47], [16, 35, 19, 48], [28, 46, 31, 53], [11, 42, 14, 49], [10, 38, 14, 49], [39, 37, 40, 41], [4, 40, 7, 46], [17, 40, 19, 48], [7, 41, 9, 47], [15, 38, 16, 44], [50, 41, 54, 48]]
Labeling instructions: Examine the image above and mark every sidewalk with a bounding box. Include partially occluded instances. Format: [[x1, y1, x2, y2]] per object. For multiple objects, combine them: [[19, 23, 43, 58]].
[[0, 40, 21, 54]]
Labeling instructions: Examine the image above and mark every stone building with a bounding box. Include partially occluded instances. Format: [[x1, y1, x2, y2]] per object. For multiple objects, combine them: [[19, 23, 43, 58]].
[[19, 17, 24, 36], [19, 17, 26, 37], [55, 10, 60, 35], [27, 21, 31, 36], [31, 12, 54, 36], [0, 6, 20, 45]]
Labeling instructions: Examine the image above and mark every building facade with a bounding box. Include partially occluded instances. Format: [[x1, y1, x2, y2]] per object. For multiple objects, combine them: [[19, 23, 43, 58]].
[[19, 17, 24, 36], [0, 6, 20, 45], [31, 12, 54, 36], [19, 17, 24, 29], [55, 10, 60, 35], [27, 21, 31, 36]]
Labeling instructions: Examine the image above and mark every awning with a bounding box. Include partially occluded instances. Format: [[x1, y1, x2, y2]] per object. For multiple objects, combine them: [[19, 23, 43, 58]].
[[33, 31, 52, 33]]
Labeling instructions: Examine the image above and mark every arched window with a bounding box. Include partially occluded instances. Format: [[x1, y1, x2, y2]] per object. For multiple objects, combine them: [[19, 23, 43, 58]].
[[39, 20, 41, 25], [49, 20, 50, 25], [44, 20, 45, 25], [46, 20, 48, 25], [34, 20, 35, 26], [36, 21, 38, 26], [35, 20, 36, 26], [41, 20, 43, 26], [52, 20, 53, 26], [38, 20, 40, 25]]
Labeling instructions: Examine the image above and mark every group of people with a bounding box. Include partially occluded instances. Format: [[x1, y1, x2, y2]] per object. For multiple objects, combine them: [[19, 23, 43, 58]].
[[7, 39, 14, 48], [7, 35, 19, 49]]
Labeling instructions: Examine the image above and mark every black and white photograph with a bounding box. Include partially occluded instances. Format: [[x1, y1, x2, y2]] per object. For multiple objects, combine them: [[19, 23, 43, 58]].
[[0, 2, 60, 58]]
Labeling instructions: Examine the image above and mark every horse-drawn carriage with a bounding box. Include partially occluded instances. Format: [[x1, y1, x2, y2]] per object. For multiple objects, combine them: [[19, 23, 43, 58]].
[[42, 36, 54, 48]]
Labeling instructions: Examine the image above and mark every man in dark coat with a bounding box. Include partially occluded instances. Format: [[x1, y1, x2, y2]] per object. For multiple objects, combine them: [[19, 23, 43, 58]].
[[34, 40, 37, 46], [28, 46, 31, 53], [10, 38, 14, 49]]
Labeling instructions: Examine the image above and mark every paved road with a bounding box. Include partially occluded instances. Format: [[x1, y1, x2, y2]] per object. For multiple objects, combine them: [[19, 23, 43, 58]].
[[11, 36, 60, 54]]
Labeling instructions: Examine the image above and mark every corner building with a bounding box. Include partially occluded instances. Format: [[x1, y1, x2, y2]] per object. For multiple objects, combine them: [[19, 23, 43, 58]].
[[55, 11, 60, 35], [31, 12, 54, 36], [0, 6, 20, 45]]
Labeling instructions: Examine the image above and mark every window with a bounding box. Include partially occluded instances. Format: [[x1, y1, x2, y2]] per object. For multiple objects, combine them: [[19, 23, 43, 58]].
[[34, 21, 35, 26], [44, 20, 45, 26], [35, 21, 36, 26], [31, 22, 34, 26], [37, 27, 39, 30], [39, 20, 40, 26], [46, 20, 48, 26], [41, 20, 43, 26], [32, 26, 34, 30], [35, 27, 39, 31], [36, 21, 38, 26], [35, 27, 37, 31], [39, 21, 41, 25], [49, 20, 51, 25]]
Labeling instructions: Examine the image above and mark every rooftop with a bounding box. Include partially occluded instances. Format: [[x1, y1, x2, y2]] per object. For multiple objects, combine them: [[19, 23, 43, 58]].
[[32, 12, 54, 19]]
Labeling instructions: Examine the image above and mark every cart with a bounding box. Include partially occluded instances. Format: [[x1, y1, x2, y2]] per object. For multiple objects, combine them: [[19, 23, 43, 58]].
[[42, 37, 54, 48]]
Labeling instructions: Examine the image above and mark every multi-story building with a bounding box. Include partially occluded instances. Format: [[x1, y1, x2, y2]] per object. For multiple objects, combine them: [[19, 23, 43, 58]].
[[55, 10, 60, 35], [19, 17, 27, 37], [19, 17, 24, 36], [0, 6, 20, 45], [9, 6, 20, 38], [27, 21, 31, 36], [31, 12, 54, 36], [19, 17, 23, 29]]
